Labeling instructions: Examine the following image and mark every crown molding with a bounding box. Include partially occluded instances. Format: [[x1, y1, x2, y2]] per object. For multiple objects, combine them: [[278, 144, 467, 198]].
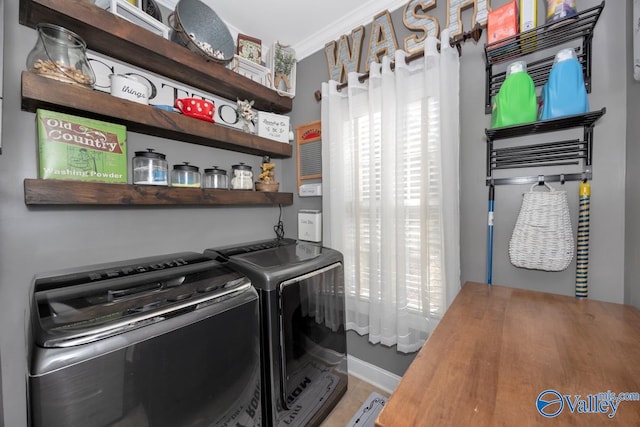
[[292, 0, 408, 60], [154, 0, 407, 60]]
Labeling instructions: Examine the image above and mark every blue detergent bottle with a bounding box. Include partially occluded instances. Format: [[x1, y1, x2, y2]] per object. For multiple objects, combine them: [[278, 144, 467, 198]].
[[491, 61, 538, 128], [540, 48, 589, 120]]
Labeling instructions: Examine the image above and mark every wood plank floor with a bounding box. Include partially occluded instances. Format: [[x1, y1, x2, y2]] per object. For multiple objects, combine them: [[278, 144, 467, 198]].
[[319, 375, 391, 427]]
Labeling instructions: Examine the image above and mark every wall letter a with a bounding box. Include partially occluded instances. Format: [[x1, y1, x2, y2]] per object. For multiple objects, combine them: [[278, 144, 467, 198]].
[[366, 11, 399, 72]]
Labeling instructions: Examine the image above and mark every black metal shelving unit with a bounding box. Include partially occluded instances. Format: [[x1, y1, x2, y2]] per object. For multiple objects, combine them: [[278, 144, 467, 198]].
[[484, 1, 605, 114], [485, 108, 606, 186], [481, 2, 606, 285]]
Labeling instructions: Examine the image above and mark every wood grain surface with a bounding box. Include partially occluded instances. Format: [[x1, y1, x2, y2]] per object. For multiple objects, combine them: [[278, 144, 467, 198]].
[[19, 0, 292, 113], [376, 282, 640, 426], [21, 72, 292, 159], [24, 179, 293, 206]]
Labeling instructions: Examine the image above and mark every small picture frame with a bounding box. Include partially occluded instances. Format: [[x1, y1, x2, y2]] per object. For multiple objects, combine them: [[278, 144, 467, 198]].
[[269, 42, 297, 98], [296, 121, 322, 188], [237, 34, 262, 64]]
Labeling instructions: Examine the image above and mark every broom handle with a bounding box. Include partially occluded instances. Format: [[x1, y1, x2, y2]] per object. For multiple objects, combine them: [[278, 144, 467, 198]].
[[487, 185, 495, 285], [575, 180, 590, 298]]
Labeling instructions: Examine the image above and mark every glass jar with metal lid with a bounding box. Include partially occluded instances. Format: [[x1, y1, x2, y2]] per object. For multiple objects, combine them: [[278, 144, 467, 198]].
[[230, 163, 253, 190], [133, 149, 168, 186], [202, 166, 229, 189], [26, 23, 96, 88], [171, 162, 201, 187]]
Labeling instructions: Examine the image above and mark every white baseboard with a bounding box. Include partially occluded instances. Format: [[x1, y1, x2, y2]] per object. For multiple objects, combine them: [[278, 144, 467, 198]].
[[347, 355, 401, 394]]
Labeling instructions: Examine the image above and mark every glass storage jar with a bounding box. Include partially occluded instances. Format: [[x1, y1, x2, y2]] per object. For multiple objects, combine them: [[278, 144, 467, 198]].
[[132, 149, 168, 186], [171, 162, 201, 187], [230, 163, 253, 190], [26, 23, 95, 88], [202, 166, 229, 189]]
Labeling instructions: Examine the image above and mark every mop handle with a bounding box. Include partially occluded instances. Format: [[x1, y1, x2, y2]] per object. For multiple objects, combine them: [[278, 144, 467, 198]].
[[487, 185, 495, 285], [575, 180, 590, 298]]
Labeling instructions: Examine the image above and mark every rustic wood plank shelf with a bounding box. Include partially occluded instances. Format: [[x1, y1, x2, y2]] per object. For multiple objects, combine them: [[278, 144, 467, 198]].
[[19, 0, 295, 208], [19, 0, 292, 114], [21, 71, 292, 159], [24, 179, 293, 206]]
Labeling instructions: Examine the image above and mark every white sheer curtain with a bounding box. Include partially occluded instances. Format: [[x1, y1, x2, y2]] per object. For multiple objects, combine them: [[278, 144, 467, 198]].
[[321, 31, 461, 353]]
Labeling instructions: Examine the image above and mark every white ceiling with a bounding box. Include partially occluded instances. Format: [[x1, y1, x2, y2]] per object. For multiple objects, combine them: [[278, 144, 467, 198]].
[[157, 0, 408, 60]]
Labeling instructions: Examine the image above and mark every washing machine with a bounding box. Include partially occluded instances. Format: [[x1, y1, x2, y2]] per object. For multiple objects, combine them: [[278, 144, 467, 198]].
[[205, 238, 348, 427], [28, 252, 262, 427]]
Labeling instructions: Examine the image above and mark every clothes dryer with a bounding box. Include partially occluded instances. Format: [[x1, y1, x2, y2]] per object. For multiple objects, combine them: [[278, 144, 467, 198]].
[[205, 239, 348, 427]]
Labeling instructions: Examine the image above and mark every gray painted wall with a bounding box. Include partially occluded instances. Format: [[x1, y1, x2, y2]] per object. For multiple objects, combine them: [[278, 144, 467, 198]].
[[0, 2, 293, 425], [0, 0, 635, 425], [1, 0, 5, 421], [626, 0, 640, 309], [290, 0, 632, 377], [460, 0, 628, 302]]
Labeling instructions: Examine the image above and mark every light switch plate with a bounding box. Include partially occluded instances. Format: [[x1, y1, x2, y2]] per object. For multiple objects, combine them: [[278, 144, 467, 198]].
[[299, 183, 322, 197]]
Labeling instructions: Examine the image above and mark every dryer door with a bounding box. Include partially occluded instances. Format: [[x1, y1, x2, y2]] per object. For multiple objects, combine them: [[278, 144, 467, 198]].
[[278, 262, 346, 410]]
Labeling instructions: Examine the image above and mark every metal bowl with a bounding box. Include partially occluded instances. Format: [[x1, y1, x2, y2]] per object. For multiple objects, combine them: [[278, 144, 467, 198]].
[[169, 0, 235, 64]]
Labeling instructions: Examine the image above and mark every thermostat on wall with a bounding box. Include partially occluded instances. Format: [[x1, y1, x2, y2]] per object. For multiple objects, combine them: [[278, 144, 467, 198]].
[[298, 210, 322, 242], [299, 183, 322, 197]]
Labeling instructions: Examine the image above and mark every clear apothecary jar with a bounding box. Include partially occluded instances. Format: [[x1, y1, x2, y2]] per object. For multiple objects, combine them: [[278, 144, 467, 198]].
[[133, 149, 168, 186], [203, 166, 229, 189], [26, 23, 96, 88], [171, 163, 201, 188], [230, 163, 253, 190]]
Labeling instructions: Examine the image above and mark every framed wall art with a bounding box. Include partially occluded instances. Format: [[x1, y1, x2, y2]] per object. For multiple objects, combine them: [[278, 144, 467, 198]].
[[270, 41, 297, 98], [141, 0, 162, 22], [296, 121, 322, 189], [237, 34, 262, 64]]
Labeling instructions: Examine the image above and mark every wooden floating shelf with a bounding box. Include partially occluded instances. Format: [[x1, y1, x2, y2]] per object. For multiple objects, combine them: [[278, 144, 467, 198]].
[[21, 72, 292, 159], [19, 0, 292, 114], [24, 179, 293, 206]]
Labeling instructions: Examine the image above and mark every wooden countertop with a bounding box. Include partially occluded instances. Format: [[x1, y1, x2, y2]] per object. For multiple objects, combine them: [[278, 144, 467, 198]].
[[376, 282, 640, 426]]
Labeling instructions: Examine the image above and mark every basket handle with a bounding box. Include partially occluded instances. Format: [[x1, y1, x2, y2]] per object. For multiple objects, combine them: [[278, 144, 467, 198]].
[[167, 12, 180, 31], [167, 11, 192, 50], [529, 182, 555, 192]]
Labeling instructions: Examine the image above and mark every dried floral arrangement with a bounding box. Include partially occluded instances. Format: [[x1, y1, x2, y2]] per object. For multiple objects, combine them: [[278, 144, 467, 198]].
[[236, 99, 255, 132]]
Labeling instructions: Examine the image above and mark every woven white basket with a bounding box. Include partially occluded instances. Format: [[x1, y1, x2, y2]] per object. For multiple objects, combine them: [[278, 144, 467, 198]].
[[509, 183, 574, 271]]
